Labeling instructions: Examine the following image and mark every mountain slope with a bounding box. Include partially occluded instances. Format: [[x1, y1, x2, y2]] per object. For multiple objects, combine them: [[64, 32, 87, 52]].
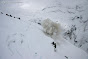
[[0, 12, 88, 59]]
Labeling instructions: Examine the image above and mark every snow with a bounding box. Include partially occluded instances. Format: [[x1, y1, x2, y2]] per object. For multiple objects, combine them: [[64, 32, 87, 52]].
[[0, 0, 88, 59]]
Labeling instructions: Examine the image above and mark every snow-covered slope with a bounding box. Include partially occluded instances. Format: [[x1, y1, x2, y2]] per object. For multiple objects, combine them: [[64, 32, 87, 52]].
[[0, 10, 88, 59], [0, 0, 88, 59]]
